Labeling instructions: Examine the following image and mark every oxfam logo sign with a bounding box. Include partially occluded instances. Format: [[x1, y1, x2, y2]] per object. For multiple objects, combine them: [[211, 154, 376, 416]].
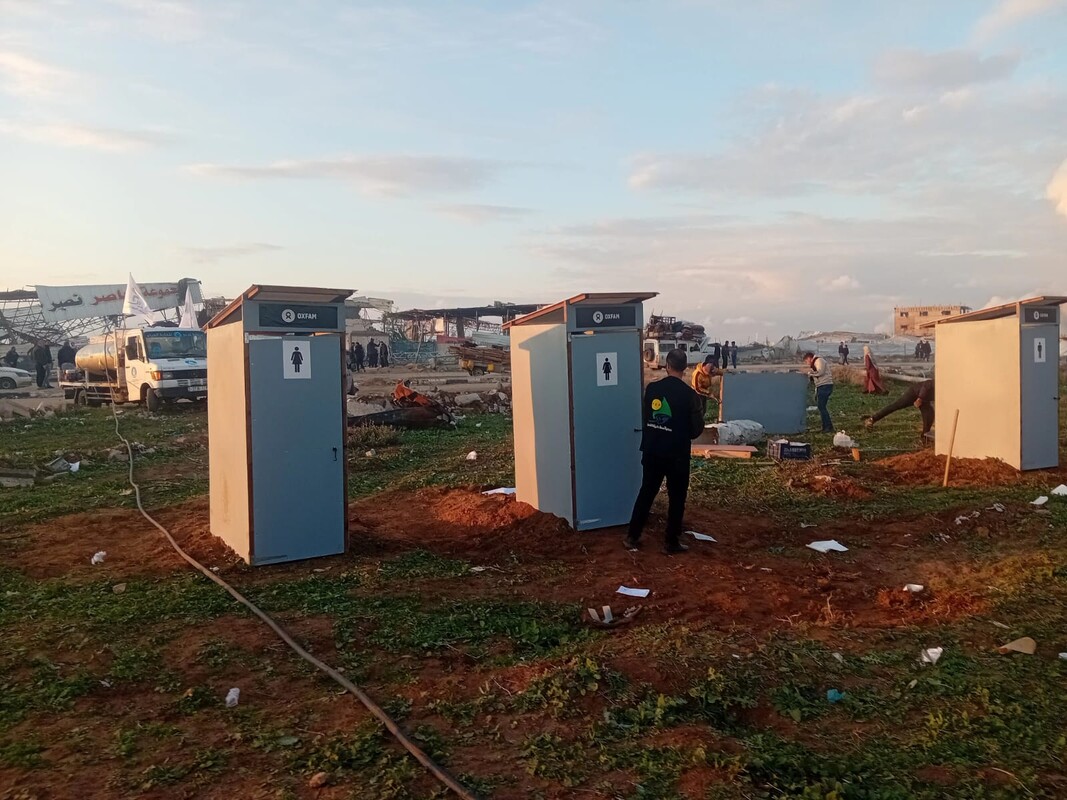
[[592, 311, 604, 324], [281, 309, 296, 323]]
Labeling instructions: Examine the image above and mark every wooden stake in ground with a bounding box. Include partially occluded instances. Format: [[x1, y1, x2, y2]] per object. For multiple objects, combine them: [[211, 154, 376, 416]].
[[942, 409, 960, 488]]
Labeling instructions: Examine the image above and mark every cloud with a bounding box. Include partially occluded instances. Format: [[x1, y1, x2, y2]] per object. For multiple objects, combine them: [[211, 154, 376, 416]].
[[435, 204, 533, 224], [722, 316, 774, 326], [0, 50, 74, 97], [873, 49, 1019, 91], [1047, 158, 1067, 219], [628, 80, 1067, 199], [104, 0, 206, 41], [182, 243, 284, 264], [824, 275, 860, 291], [186, 155, 504, 196], [974, 0, 1067, 41], [0, 120, 174, 151]]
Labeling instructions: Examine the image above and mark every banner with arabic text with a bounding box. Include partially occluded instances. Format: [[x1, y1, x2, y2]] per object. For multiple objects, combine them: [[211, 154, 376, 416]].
[[36, 282, 203, 323]]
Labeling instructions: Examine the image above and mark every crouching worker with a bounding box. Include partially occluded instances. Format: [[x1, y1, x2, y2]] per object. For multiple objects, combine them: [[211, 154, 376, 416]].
[[625, 348, 705, 554], [864, 379, 934, 438]]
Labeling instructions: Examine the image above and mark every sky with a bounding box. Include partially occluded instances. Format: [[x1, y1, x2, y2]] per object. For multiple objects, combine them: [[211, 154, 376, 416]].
[[2, 0, 1067, 341]]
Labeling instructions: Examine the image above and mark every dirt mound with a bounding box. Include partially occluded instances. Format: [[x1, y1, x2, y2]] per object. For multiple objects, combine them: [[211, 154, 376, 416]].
[[350, 487, 574, 560], [875, 450, 1025, 487]]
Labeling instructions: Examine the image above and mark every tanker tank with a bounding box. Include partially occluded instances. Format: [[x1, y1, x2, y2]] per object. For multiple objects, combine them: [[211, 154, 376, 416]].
[[74, 337, 122, 374]]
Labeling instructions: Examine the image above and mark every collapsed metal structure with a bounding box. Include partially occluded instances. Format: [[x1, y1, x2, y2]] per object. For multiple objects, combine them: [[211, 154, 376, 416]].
[[0, 278, 203, 346]]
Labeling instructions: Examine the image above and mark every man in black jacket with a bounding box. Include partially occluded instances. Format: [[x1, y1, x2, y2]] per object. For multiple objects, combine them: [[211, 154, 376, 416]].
[[864, 379, 935, 437], [625, 348, 705, 554]]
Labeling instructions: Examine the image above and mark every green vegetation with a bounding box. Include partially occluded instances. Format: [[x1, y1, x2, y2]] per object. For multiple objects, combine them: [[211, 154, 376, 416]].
[[1, 378, 1066, 797]]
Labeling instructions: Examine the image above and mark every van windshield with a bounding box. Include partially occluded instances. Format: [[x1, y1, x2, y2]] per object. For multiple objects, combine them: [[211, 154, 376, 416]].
[[143, 330, 207, 359]]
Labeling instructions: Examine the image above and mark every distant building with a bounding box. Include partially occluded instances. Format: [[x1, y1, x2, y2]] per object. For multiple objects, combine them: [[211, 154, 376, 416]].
[[894, 304, 972, 336]]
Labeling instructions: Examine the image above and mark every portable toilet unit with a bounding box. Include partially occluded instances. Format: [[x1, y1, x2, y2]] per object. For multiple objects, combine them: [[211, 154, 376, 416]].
[[923, 296, 1065, 471], [505, 292, 657, 530], [206, 285, 352, 564]]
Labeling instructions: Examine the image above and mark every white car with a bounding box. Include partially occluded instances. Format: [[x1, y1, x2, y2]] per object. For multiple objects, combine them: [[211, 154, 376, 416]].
[[0, 365, 34, 391]]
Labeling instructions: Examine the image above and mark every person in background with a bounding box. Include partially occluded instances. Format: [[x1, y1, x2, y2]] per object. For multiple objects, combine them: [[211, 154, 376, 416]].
[[367, 338, 379, 368], [839, 341, 850, 365], [3, 346, 18, 368], [57, 341, 76, 370], [865, 379, 935, 439], [625, 348, 705, 555], [708, 339, 721, 369], [721, 340, 730, 369], [32, 340, 53, 388], [922, 340, 932, 361], [804, 351, 834, 433], [353, 341, 365, 372], [730, 341, 739, 369], [690, 355, 718, 419], [379, 339, 390, 368], [862, 345, 887, 394]]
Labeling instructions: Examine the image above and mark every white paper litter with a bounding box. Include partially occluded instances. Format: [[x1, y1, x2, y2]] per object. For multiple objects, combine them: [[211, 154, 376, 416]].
[[69, 461, 80, 473], [955, 511, 980, 525], [807, 406, 818, 412], [1059, 653, 1067, 661], [807, 540, 848, 553], [225, 688, 240, 708], [800, 523, 818, 529], [470, 566, 487, 573], [687, 531, 717, 542], [919, 647, 944, 666], [465, 451, 478, 461], [1032, 496, 1049, 506], [90, 551, 106, 565], [616, 586, 650, 598], [832, 652, 844, 663], [1052, 485, 1067, 496], [482, 487, 516, 496], [903, 584, 925, 593], [364, 449, 376, 458], [988, 503, 1006, 513]]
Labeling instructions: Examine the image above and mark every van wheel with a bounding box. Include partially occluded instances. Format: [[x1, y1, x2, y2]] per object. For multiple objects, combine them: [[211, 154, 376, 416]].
[[145, 387, 162, 412], [0, 377, 15, 390]]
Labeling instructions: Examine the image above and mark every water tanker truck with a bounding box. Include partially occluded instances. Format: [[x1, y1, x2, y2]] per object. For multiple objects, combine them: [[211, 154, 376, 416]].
[[60, 326, 207, 411]]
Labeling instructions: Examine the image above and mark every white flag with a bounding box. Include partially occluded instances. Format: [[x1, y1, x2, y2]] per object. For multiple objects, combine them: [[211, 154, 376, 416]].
[[121, 273, 155, 323], [178, 289, 198, 329]]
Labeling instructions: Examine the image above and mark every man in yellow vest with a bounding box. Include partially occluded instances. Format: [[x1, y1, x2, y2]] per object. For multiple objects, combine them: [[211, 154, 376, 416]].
[[690, 356, 718, 419]]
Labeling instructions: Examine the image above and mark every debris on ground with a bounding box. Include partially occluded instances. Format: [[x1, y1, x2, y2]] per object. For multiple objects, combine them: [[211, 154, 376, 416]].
[[308, 772, 330, 789], [997, 637, 1037, 655], [225, 687, 241, 708], [903, 583, 925, 593], [988, 503, 1006, 513], [112, 583, 126, 594], [0, 467, 36, 488], [826, 689, 845, 703], [482, 487, 516, 496], [704, 420, 764, 445], [1053, 485, 1067, 496], [955, 511, 981, 525], [617, 586, 650, 598], [347, 382, 456, 429], [90, 551, 106, 565], [833, 431, 858, 449], [687, 530, 717, 542], [807, 540, 848, 553], [1032, 496, 1049, 507], [586, 605, 642, 628], [465, 451, 478, 462], [920, 647, 944, 666]]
